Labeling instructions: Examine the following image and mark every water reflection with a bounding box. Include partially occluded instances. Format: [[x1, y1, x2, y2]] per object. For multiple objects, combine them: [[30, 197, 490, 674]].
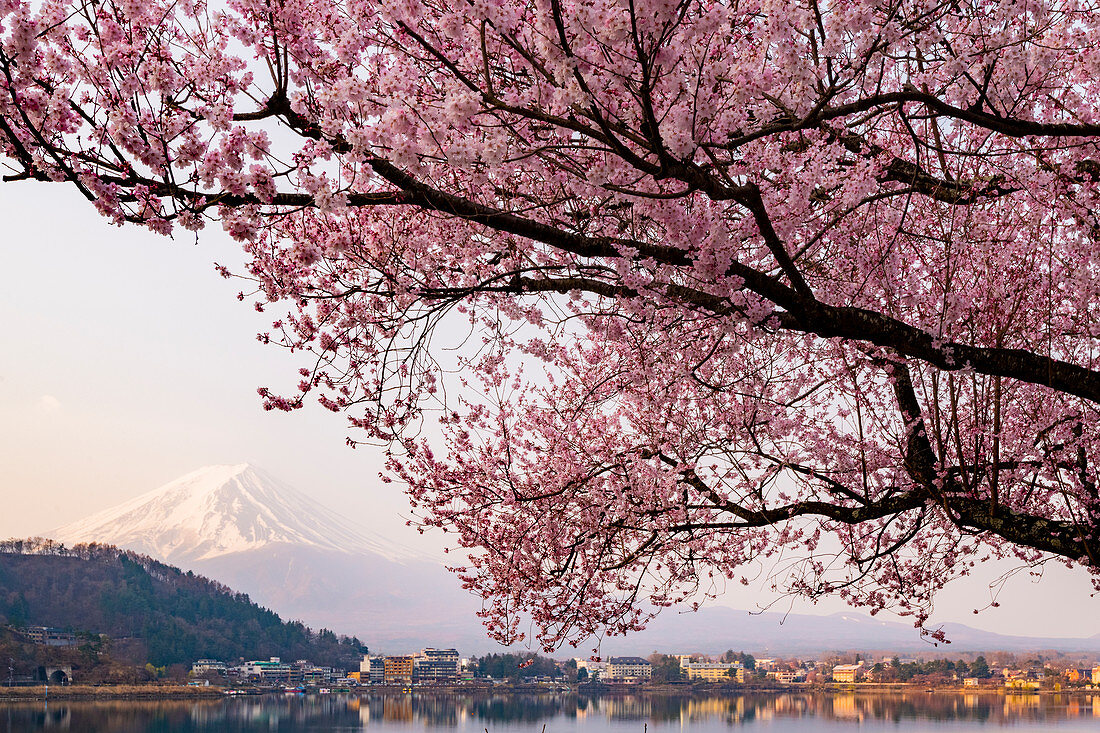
[[3, 691, 1100, 732]]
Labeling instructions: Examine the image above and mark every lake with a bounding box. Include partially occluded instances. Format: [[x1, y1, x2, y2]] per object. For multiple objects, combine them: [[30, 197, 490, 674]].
[[4, 690, 1100, 732]]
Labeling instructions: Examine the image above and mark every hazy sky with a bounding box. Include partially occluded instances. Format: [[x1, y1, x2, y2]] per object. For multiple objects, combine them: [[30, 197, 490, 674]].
[[0, 183, 410, 540], [1, 181, 1097, 640]]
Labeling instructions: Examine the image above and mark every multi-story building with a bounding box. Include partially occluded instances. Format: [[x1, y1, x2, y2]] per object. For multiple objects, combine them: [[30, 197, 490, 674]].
[[300, 665, 329, 685], [240, 657, 291, 683], [414, 648, 460, 683], [20, 627, 78, 647], [1092, 666, 1100, 685], [1066, 668, 1092, 684], [605, 657, 652, 683], [384, 656, 415, 684], [360, 655, 382, 684], [577, 659, 607, 680], [1005, 675, 1041, 690], [367, 657, 386, 684], [831, 663, 864, 683], [770, 669, 806, 684], [191, 659, 227, 676], [682, 662, 743, 683]]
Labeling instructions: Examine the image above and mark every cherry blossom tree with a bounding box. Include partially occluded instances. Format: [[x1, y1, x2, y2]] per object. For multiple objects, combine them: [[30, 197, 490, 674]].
[[4, 0, 1100, 649]]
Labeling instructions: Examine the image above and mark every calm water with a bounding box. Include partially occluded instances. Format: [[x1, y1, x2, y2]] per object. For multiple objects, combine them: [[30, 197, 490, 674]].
[[5, 691, 1100, 732]]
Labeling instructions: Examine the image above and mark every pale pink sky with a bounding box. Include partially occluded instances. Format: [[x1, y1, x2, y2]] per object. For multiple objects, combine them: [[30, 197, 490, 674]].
[[0, 183, 410, 540], [1, 181, 1097, 638]]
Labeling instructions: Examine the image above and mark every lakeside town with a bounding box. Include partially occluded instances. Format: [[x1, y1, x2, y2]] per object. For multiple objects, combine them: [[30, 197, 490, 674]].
[[188, 650, 1100, 692], [12, 624, 1100, 694]]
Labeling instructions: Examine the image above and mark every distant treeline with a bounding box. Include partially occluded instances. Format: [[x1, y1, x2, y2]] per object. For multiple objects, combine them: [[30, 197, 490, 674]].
[[872, 656, 992, 681], [472, 653, 570, 679], [0, 537, 363, 668]]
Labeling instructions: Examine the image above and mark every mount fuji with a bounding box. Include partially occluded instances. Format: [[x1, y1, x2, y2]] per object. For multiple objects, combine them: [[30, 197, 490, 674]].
[[46, 464, 491, 650], [48, 464, 419, 563]]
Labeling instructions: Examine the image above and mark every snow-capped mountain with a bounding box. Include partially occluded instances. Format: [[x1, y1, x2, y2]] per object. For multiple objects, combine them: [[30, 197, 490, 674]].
[[45, 464, 490, 650], [49, 464, 418, 563]]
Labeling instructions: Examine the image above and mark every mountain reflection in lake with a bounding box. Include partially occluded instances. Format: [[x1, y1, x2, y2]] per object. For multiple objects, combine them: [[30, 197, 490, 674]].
[[4, 691, 1100, 732]]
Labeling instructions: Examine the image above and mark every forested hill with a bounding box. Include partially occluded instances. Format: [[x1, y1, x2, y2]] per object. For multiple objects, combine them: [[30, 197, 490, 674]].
[[0, 538, 364, 667]]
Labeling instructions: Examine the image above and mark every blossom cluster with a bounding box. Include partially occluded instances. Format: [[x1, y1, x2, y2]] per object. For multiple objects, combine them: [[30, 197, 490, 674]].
[[4, 0, 1100, 647]]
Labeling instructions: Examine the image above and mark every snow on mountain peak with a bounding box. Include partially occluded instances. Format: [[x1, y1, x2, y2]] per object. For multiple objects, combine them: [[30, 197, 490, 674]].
[[47, 464, 422, 563]]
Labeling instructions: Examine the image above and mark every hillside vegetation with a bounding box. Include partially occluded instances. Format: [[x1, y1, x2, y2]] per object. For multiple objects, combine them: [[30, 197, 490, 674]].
[[0, 538, 364, 668]]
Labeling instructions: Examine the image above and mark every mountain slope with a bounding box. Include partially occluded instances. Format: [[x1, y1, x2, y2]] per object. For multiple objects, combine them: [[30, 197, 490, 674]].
[[0, 540, 364, 667], [45, 465, 488, 650]]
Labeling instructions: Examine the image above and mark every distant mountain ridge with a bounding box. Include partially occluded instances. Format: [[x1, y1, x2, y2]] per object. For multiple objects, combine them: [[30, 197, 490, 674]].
[[0, 539, 363, 667], [594, 606, 1100, 656]]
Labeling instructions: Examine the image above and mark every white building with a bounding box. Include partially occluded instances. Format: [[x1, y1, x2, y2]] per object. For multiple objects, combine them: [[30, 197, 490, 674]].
[[770, 669, 806, 684], [576, 659, 608, 680], [605, 657, 652, 682], [359, 655, 385, 684], [239, 657, 291, 682], [190, 659, 227, 676]]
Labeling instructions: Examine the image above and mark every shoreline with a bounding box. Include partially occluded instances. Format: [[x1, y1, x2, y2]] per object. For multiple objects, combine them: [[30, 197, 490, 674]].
[[0, 685, 224, 701], [587, 683, 1098, 696], [0, 682, 1096, 701]]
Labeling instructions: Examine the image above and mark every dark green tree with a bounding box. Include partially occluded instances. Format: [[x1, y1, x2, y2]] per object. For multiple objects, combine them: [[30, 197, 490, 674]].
[[648, 653, 684, 683], [969, 656, 990, 679]]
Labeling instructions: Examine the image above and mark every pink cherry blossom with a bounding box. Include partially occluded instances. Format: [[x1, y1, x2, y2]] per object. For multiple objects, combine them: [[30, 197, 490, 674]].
[[4, 0, 1100, 649]]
